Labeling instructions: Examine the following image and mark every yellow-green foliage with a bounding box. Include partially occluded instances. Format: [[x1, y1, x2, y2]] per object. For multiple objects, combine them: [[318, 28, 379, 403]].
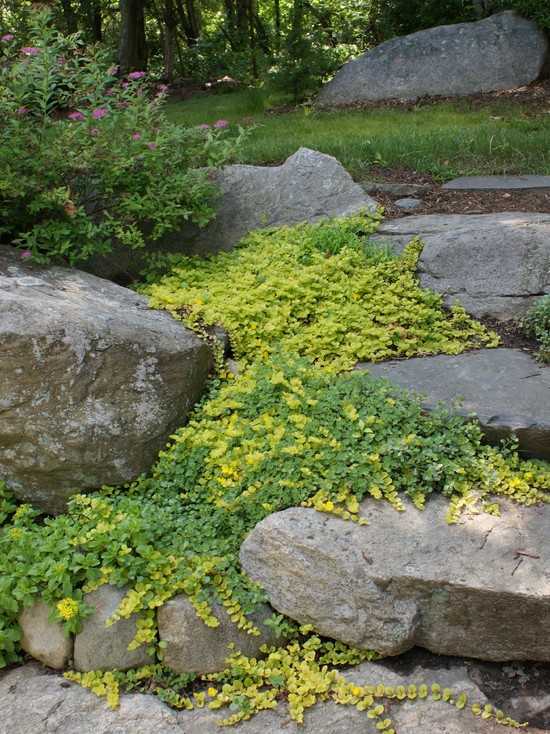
[[144, 215, 498, 371], [64, 635, 526, 730]]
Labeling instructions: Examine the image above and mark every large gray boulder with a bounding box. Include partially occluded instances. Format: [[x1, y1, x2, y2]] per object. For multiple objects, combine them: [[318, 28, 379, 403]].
[[0, 247, 212, 513], [356, 348, 550, 460], [240, 496, 550, 662], [157, 596, 280, 674], [371, 212, 550, 320], [1, 655, 546, 733], [85, 148, 378, 281], [318, 12, 548, 107], [74, 586, 154, 672]]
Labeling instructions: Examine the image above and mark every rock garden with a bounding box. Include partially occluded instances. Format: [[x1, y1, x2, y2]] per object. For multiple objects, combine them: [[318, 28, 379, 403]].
[[1, 6, 550, 734]]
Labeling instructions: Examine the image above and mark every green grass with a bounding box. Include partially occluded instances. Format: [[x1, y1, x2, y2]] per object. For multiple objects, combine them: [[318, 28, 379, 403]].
[[165, 88, 550, 180]]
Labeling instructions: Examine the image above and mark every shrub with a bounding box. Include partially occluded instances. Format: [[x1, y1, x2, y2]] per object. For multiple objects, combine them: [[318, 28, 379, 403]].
[[0, 12, 243, 265], [143, 214, 498, 372], [523, 295, 550, 362]]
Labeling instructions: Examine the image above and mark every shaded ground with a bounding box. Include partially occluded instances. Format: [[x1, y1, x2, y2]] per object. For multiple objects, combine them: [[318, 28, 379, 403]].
[[165, 81, 550, 180], [368, 167, 550, 217]]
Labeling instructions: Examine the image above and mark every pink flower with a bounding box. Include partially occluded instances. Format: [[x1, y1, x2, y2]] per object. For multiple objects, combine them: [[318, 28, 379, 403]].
[[198, 123, 210, 130], [67, 110, 85, 121], [19, 250, 32, 259], [1, 33, 14, 42], [128, 70, 146, 81], [90, 127, 100, 136], [108, 65, 119, 77], [16, 106, 29, 116], [21, 46, 40, 56], [214, 119, 229, 129], [122, 81, 129, 89], [131, 132, 142, 141], [91, 107, 108, 120], [146, 142, 157, 150], [157, 84, 169, 94]]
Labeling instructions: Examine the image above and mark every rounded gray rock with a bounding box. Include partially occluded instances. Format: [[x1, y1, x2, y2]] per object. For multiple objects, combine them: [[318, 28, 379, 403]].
[[0, 247, 212, 513], [318, 12, 548, 107], [74, 585, 154, 672]]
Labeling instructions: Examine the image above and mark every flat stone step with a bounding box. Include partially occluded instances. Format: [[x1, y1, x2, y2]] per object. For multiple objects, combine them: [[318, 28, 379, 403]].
[[443, 175, 550, 191], [370, 212, 550, 321], [240, 496, 550, 663], [355, 348, 550, 460]]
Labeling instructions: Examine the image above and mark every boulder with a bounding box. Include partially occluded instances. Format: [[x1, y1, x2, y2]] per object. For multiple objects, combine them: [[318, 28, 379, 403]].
[[370, 212, 550, 320], [74, 586, 154, 672], [317, 12, 548, 107], [240, 496, 550, 662], [19, 601, 72, 670], [2, 654, 547, 733], [85, 148, 378, 281], [0, 247, 212, 513], [157, 596, 281, 673], [356, 348, 550, 460]]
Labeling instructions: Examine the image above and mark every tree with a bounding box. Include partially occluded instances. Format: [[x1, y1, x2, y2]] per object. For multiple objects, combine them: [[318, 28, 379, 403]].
[[119, 0, 147, 72]]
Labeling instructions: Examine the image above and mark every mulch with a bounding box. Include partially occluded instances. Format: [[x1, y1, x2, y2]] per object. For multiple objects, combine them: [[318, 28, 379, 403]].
[[367, 166, 550, 218]]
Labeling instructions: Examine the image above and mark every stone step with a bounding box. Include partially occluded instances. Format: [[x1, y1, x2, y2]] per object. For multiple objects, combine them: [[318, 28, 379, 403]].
[[355, 348, 550, 460], [2, 654, 548, 733], [443, 175, 550, 191], [240, 496, 550, 663], [370, 212, 550, 321]]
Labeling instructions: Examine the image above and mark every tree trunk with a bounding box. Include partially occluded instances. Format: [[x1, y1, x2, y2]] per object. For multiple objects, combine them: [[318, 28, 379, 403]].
[[119, 0, 148, 73], [90, 0, 103, 41], [60, 0, 78, 33], [163, 0, 176, 81]]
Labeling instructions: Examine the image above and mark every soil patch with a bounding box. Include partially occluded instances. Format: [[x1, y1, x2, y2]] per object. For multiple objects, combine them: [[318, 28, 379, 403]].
[[366, 166, 550, 218]]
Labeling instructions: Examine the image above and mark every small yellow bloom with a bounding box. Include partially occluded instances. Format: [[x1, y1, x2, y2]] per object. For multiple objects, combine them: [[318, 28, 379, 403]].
[[56, 597, 79, 621], [207, 687, 218, 697]]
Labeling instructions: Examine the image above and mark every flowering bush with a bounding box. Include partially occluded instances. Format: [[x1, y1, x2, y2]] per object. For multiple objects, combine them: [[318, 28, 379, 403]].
[[0, 12, 243, 265]]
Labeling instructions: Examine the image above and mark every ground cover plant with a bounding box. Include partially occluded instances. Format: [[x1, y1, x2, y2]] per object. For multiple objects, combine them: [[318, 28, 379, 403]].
[[165, 91, 550, 180], [1, 214, 550, 730], [1, 355, 549, 724], [144, 214, 498, 372]]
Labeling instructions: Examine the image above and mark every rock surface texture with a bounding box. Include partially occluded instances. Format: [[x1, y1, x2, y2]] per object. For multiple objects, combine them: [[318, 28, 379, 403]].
[[0, 247, 212, 513], [371, 212, 550, 320], [18, 601, 72, 670], [86, 148, 378, 280], [2, 654, 547, 734], [179, 147, 377, 255], [443, 175, 550, 191], [356, 348, 550, 460], [240, 497, 550, 662], [317, 12, 548, 106], [74, 586, 154, 672], [157, 596, 280, 673]]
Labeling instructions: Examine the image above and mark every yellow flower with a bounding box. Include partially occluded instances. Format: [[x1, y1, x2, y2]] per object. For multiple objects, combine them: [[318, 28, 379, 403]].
[[207, 687, 218, 697], [56, 597, 79, 620]]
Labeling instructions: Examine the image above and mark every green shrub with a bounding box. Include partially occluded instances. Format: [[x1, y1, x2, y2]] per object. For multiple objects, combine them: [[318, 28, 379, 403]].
[[144, 214, 498, 372], [523, 295, 550, 362], [0, 12, 243, 265]]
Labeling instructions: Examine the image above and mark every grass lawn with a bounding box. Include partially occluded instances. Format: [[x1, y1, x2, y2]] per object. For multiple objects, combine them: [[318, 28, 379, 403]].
[[165, 87, 550, 180]]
